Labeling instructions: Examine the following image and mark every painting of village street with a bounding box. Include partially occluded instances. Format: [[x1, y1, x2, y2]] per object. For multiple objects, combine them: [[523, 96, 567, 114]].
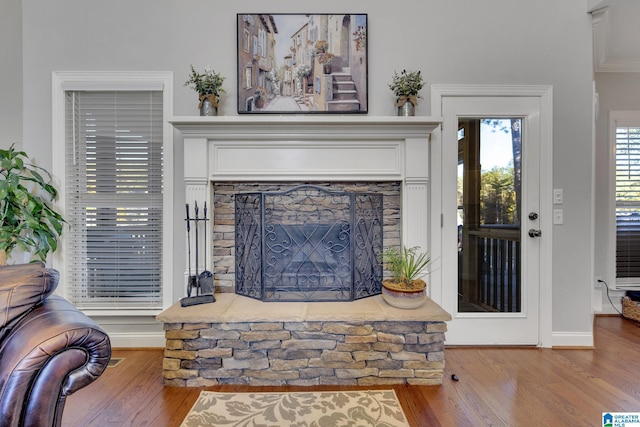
[[237, 14, 368, 114]]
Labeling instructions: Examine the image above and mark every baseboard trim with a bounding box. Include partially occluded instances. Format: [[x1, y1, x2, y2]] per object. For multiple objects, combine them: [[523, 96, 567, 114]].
[[107, 332, 165, 348], [103, 329, 596, 348], [551, 331, 594, 348]]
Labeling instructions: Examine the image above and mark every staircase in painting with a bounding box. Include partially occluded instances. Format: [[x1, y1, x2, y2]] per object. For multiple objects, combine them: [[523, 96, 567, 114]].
[[327, 72, 361, 112]]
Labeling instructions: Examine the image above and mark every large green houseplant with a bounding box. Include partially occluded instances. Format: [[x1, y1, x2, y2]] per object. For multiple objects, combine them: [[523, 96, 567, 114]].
[[0, 145, 64, 265]]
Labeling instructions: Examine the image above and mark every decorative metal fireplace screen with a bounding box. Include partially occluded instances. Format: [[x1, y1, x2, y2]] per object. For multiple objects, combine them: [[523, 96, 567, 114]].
[[235, 185, 383, 302]]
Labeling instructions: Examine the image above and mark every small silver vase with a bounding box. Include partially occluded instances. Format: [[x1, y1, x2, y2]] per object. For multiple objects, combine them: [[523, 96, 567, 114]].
[[199, 98, 218, 116], [398, 101, 415, 117]]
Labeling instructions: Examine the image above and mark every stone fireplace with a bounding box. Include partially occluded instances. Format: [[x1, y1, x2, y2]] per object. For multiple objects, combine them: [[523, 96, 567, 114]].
[[172, 115, 441, 288], [158, 116, 450, 387]]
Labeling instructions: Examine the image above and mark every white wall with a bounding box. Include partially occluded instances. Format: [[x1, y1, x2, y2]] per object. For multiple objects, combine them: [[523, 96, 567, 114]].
[[14, 0, 596, 346], [0, 0, 22, 149]]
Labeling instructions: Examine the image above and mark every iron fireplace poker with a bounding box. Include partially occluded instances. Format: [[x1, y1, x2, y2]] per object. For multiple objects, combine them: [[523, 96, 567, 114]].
[[181, 202, 215, 307], [198, 202, 215, 294]]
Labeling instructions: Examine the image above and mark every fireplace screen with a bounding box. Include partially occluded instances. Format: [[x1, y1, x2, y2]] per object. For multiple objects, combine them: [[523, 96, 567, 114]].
[[235, 185, 383, 302]]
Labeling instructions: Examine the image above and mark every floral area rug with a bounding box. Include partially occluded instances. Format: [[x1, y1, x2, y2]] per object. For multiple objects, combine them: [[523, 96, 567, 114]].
[[180, 390, 410, 427]]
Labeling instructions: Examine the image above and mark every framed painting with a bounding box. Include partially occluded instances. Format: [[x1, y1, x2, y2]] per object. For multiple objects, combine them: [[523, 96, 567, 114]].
[[237, 13, 368, 114]]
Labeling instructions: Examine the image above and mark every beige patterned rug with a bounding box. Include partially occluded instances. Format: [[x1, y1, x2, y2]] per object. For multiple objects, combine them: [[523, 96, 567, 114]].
[[180, 390, 410, 427]]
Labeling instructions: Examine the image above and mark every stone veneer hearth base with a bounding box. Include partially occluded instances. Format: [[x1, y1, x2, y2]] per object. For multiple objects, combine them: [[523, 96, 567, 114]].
[[157, 293, 451, 386]]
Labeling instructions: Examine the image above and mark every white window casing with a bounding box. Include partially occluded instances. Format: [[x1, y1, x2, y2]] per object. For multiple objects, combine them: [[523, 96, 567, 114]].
[[52, 71, 174, 315]]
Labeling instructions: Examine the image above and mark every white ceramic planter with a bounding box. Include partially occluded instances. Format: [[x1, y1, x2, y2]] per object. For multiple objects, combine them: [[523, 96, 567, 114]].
[[381, 280, 427, 309]]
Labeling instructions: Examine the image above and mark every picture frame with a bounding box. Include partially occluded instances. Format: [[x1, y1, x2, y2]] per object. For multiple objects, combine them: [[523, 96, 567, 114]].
[[237, 13, 368, 114]]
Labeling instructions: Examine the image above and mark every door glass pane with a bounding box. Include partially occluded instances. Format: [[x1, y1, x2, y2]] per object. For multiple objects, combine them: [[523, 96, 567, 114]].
[[457, 118, 522, 313]]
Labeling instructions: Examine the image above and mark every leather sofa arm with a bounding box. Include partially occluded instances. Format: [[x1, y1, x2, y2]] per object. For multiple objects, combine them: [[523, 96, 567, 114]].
[[0, 295, 111, 427]]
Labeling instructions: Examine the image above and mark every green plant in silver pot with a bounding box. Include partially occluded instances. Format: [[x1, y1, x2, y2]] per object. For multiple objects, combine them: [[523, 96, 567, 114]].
[[389, 69, 425, 115]]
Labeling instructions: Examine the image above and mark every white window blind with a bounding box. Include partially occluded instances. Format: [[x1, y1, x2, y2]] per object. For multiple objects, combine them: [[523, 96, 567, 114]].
[[65, 91, 164, 309], [616, 124, 640, 281]]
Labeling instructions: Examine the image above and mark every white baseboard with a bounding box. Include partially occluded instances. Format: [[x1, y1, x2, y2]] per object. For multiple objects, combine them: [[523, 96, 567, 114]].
[[89, 314, 165, 348], [551, 331, 594, 348], [107, 332, 165, 348], [106, 330, 596, 348]]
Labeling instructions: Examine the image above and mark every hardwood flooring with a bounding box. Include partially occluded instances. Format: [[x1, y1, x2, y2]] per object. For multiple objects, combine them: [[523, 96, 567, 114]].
[[62, 316, 640, 426]]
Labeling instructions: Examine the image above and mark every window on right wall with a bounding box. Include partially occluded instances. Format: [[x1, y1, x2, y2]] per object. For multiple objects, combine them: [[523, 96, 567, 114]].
[[612, 111, 640, 288]]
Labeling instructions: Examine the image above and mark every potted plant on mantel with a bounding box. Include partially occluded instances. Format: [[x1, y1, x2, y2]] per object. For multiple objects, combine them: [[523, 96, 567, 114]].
[[388, 69, 425, 117], [379, 246, 431, 309], [184, 64, 226, 116], [0, 145, 65, 265]]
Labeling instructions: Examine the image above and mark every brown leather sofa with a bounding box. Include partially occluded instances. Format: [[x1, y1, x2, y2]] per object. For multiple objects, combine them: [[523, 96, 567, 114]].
[[0, 263, 111, 427]]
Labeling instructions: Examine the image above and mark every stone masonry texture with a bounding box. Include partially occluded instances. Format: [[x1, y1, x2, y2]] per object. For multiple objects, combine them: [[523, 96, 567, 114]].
[[212, 181, 402, 291], [162, 320, 446, 386]]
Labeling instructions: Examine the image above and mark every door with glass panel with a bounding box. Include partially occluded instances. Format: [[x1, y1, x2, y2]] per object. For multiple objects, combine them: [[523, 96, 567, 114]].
[[458, 118, 523, 314], [442, 96, 542, 345]]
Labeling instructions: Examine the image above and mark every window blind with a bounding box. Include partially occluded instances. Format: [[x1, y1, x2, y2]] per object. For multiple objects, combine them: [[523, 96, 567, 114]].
[[65, 91, 164, 309], [616, 125, 640, 281]]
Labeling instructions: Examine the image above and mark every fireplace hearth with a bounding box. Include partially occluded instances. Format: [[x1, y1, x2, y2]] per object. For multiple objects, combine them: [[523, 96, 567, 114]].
[[235, 185, 383, 302]]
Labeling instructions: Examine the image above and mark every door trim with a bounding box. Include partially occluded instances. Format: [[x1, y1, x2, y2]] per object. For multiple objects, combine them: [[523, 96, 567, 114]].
[[430, 85, 553, 347]]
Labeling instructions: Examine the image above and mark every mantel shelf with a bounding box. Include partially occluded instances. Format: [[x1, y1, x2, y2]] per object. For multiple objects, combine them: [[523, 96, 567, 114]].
[[170, 115, 442, 139]]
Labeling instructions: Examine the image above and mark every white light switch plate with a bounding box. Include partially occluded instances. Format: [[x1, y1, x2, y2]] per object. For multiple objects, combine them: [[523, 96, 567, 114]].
[[553, 189, 563, 204], [553, 209, 563, 224]]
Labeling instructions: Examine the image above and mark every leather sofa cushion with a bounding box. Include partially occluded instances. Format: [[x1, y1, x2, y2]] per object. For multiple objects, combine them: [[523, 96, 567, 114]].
[[0, 263, 60, 329]]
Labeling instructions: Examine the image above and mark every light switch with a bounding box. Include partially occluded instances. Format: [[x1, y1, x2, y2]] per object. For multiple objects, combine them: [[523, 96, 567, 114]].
[[553, 209, 563, 224], [553, 189, 563, 204]]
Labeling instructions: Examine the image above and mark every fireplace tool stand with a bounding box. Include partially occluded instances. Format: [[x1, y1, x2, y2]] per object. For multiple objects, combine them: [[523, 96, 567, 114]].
[[181, 202, 215, 307]]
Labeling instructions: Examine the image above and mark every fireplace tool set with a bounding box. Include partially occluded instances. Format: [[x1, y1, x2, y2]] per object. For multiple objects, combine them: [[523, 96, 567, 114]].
[[180, 201, 216, 307]]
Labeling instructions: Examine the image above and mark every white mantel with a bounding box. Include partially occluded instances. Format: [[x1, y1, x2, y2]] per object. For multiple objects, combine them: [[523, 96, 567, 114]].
[[171, 115, 442, 285]]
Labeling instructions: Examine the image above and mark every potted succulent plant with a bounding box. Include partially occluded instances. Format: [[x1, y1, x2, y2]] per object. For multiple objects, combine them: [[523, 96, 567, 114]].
[[0, 144, 65, 265], [388, 69, 425, 116], [184, 64, 226, 116], [379, 246, 431, 309]]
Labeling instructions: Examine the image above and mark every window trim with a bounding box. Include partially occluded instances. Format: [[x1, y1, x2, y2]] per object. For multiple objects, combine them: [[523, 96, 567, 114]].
[[52, 71, 174, 315], [609, 111, 640, 290]]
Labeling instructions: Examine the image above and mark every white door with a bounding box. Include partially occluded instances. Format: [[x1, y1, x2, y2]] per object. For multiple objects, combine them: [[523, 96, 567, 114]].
[[432, 87, 552, 346]]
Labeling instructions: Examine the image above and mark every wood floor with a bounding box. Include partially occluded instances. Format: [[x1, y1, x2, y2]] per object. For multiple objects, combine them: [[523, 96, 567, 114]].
[[62, 315, 640, 426]]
